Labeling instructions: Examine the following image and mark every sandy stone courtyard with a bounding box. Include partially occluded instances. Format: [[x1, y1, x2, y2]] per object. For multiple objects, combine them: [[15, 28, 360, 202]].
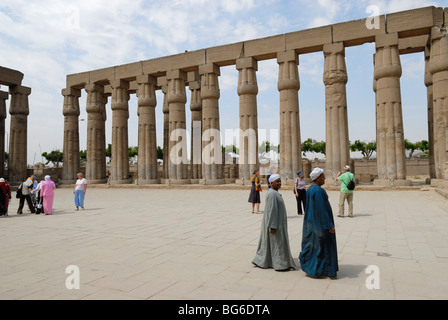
[[1, 186, 448, 300]]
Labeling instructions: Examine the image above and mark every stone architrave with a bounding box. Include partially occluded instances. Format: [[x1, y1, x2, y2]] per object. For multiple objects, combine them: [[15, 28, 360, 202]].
[[85, 84, 107, 184], [237, 57, 259, 181], [61, 87, 81, 184], [199, 63, 224, 185], [0, 91, 8, 178], [430, 27, 448, 180], [136, 75, 160, 184], [277, 50, 301, 182], [425, 47, 436, 179], [166, 70, 190, 184], [8, 85, 31, 184], [323, 42, 350, 181], [188, 71, 202, 182], [374, 33, 410, 185], [110, 79, 131, 184]]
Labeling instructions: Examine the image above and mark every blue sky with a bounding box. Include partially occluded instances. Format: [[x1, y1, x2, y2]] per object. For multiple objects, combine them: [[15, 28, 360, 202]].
[[0, 0, 445, 165]]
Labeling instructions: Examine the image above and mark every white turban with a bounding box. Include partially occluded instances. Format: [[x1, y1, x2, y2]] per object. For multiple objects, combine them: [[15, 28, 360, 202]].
[[310, 167, 324, 181], [45, 175, 51, 180], [269, 174, 281, 184]]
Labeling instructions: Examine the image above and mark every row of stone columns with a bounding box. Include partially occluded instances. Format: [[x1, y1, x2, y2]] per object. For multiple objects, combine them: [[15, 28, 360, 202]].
[[62, 31, 448, 185]]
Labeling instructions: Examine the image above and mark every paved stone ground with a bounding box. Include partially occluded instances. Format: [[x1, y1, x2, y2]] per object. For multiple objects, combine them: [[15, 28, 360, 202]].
[[1, 185, 448, 300]]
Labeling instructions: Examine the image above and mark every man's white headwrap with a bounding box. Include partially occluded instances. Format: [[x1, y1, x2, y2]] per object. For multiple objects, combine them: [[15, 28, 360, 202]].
[[310, 167, 324, 181], [269, 173, 281, 184]]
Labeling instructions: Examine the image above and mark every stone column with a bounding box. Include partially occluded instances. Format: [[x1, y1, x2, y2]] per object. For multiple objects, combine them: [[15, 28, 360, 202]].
[[85, 84, 107, 184], [199, 63, 224, 185], [61, 87, 81, 184], [166, 70, 190, 184], [8, 85, 31, 184], [0, 91, 8, 178], [425, 47, 436, 179], [374, 33, 410, 185], [161, 83, 169, 180], [110, 79, 131, 184], [237, 57, 259, 181], [188, 71, 202, 182], [430, 27, 448, 181], [136, 74, 160, 184], [277, 50, 301, 182], [323, 43, 350, 181]]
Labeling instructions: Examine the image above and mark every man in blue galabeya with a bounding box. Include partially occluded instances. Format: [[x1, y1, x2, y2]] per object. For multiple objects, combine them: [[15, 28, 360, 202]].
[[299, 167, 338, 279]]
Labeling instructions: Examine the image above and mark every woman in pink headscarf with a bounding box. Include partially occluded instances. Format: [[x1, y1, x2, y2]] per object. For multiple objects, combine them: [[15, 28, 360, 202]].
[[40, 175, 56, 215]]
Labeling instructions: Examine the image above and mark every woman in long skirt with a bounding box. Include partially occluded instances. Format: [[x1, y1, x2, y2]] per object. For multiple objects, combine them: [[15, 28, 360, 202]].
[[248, 169, 262, 214], [41, 175, 56, 215]]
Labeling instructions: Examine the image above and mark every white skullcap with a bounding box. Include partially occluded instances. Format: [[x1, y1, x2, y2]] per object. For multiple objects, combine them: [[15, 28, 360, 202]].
[[344, 165, 351, 171], [0, 178, 4, 183], [269, 174, 281, 184], [310, 167, 324, 181], [45, 175, 51, 180]]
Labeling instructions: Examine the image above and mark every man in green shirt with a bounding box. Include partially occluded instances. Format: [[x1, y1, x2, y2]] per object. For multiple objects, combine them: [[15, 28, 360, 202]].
[[337, 165, 354, 218]]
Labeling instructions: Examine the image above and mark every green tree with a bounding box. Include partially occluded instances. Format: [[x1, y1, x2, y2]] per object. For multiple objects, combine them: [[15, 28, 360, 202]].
[[42, 150, 64, 167], [157, 146, 163, 160], [417, 140, 429, 154], [258, 141, 271, 155], [404, 139, 417, 159], [302, 138, 326, 156], [129, 146, 138, 165], [79, 150, 87, 166], [405, 139, 429, 158], [106, 144, 112, 158], [223, 144, 239, 154], [349, 140, 376, 159]]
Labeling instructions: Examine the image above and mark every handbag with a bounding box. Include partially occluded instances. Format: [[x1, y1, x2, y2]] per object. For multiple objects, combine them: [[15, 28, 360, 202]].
[[15, 183, 23, 199]]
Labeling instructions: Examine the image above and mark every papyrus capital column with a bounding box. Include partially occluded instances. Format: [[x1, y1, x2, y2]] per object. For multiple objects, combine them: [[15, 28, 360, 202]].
[[323, 42, 349, 181], [166, 70, 190, 184], [0, 91, 8, 178], [429, 27, 448, 181], [158, 77, 170, 180], [85, 84, 107, 184], [136, 74, 160, 184], [237, 57, 259, 181], [8, 85, 31, 184], [110, 79, 131, 184], [199, 63, 224, 184], [374, 33, 410, 185], [188, 71, 202, 182], [425, 46, 436, 179], [277, 50, 301, 182], [61, 87, 81, 183]]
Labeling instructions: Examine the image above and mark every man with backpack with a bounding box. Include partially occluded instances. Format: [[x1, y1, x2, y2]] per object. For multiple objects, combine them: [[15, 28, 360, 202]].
[[337, 165, 355, 218]]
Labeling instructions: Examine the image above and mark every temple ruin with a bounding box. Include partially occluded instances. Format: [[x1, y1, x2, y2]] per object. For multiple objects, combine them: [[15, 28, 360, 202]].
[[61, 6, 448, 188]]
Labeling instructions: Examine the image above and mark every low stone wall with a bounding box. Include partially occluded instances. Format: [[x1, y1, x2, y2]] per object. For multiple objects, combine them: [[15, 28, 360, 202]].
[[18, 158, 431, 185]]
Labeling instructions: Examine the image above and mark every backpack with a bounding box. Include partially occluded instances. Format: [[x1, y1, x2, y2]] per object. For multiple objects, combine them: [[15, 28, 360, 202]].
[[345, 175, 355, 191]]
